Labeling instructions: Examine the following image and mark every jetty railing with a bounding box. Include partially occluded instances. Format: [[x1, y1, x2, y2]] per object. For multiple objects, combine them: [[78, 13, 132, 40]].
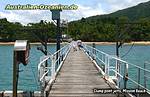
[[38, 43, 71, 90], [82, 43, 150, 94], [143, 61, 150, 91]]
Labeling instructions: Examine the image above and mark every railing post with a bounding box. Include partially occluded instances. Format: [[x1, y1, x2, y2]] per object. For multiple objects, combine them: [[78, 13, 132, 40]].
[[85, 45, 88, 54], [102, 54, 104, 63], [138, 68, 140, 89], [61, 50, 64, 61], [144, 63, 147, 89], [116, 59, 120, 88], [39, 57, 46, 97], [136, 68, 141, 97], [107, 56, 110, 76], [124, 63, 128, 89], [86, 45, 89, 55], [105, 55, 107, 74], [115, 60, 118, 78], [51, 56, 55, 80], [39, 57, 46, 85], [104, 55, 110, 75], [64, 47, 67, 59], [57, 51, 60, 68], [42, 63, 46, 87], [92, 43, 96, 60]]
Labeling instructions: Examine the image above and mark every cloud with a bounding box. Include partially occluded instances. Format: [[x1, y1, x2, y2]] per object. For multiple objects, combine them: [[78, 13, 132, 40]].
[[104, 0, 150, 13], [0, 10, 52, 25], [0, 4, 105, 25], [61, 4, 105, 21]]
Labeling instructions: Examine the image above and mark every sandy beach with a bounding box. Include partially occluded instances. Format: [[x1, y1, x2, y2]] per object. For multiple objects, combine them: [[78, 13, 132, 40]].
[[1, 41, 150, 45], [83, 41, 150, 45], [0, 42, 56, 45]]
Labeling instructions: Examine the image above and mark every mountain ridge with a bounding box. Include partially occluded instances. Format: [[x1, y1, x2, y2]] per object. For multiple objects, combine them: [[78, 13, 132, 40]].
[[85, 1, 150, 21]]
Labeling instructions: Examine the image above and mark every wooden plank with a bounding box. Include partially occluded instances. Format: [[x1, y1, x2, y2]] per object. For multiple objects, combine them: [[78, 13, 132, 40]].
[[48, 49, 120, 97]]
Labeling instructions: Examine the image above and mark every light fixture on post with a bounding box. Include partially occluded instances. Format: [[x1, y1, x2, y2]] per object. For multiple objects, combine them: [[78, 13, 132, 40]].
[[13, 40, 30, 97], [51, 10, 62, 51], [51, 10, 62, 69]]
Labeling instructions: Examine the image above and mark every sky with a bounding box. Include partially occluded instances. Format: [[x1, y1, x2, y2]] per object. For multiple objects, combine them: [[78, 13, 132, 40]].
[[0, 0, 149, 25]]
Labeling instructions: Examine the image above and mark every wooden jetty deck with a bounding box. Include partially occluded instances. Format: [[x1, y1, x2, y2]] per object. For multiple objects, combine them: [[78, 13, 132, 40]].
[[48, 49, 121, 97]]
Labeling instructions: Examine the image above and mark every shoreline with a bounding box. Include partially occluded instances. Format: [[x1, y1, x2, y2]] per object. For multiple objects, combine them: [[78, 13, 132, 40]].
[[1, 41, 150, 45], [83, 41, 150, 45], [0, 42, 57, 45]]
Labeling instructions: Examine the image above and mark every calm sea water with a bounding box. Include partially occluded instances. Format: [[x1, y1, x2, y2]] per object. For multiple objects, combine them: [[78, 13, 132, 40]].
[[95, 44, 150, 89], [0, 44, 150, 91], [0, 44, 56, 91]]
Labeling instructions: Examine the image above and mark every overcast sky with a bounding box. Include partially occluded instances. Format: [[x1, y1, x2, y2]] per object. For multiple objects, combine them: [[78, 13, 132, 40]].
[[0, 0, 149, 25]]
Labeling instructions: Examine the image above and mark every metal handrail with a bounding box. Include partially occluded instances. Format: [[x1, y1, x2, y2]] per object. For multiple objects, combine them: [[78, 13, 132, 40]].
[[38, 43, 71, 87], [84, 44, 150, 73], [84, 44, 127, 63], [82, 43, 150, 93], [40, 69, 50, 82], [38, 56, 51, 72]]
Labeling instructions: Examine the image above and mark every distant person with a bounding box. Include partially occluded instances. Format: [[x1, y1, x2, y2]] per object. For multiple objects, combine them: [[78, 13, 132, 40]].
[[77, 40, 83, 50], [72, 41, 77, 51]]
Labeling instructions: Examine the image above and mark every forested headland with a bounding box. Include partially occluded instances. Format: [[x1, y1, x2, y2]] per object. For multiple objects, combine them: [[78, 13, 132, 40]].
[[0, 1, 150, 42]]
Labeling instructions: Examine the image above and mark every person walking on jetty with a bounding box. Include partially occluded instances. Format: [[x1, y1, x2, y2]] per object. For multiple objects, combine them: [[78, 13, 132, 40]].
[[77, 40, 82, 50], [72, 41, 78, 51]]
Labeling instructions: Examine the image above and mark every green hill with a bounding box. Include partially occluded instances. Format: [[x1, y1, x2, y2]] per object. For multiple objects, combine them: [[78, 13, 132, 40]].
[[67, 1, 150, 42], [87, 1, 150, 21], [109, 1, 150, 20], [0, 1, 150, 42]]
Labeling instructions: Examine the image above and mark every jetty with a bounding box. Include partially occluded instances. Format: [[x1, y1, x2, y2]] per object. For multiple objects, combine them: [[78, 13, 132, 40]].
[[1, 42, 150, 97], [38, 42, 150, 97], [48, 48, 117, 97]]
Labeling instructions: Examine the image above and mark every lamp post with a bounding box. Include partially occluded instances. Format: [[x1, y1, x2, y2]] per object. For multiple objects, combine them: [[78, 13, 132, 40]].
[[51, 10, 62, 51], [51, 10, 62, 69], [13, 40, 30, 97]]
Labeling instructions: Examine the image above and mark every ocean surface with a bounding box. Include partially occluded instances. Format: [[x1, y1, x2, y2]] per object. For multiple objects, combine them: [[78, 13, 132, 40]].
[[0, 44, 150, 91]]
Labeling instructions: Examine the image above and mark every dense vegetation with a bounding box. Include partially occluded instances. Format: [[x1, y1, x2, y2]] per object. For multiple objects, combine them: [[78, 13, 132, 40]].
[[68, 1, 150, 42], [0, 18, 56, 42], [0, 1, 150, 42], [68, 17, 150, 42]]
